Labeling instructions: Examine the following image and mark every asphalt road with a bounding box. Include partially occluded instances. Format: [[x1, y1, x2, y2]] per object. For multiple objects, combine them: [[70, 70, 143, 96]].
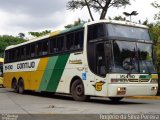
[[0, 87, 160, 120]]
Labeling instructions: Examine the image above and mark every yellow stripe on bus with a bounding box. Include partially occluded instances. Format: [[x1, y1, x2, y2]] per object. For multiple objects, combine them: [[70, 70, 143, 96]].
[[30, 57, 49, 90], [49, 30, 60, 37], [4, 58, 49, 90]]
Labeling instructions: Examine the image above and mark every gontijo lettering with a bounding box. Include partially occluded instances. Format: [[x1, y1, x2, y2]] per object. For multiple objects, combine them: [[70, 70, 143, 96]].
[[17, 62, 35, 69]]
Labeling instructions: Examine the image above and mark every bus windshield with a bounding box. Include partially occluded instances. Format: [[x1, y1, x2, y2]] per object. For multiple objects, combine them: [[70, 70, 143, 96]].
[[106, 24, 151, 41], [112, 41, 156, 74]]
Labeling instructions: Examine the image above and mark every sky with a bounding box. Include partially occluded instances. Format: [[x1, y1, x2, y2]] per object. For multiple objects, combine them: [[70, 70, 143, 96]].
[[0, 0, 159, 37]]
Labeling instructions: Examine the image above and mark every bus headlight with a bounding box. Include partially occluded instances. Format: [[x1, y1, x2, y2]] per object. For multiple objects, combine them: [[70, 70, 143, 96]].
[[117, 87, 126, 95], [111, 79, 128, 83], [150, 79, 158, 83], [151, 87, 158, 91]]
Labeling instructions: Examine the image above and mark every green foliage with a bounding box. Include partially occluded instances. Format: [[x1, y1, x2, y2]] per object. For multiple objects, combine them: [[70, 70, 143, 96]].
[[143, 20, 160, 70], [150, 23, 160, 71], [150, 2, 160, 70], [28, 30, 51, 37], [0, 35, 26, 57], [64, 18, 85, 28], [109, 15, 126, 21], [149, 23, 160, 43], [151, 1, 160, 20], [18, 33, 25, 39], [67, 0, 131, 20]]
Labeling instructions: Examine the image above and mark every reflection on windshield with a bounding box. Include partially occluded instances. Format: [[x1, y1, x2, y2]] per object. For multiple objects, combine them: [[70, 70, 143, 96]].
[[112, 41, 156, 74], [138, 43, 156, 74], [107, 24, 151, 41]]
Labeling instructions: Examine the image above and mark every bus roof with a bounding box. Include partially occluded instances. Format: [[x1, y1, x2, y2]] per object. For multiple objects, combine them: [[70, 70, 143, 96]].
[[5, 20, 148, 50], [87, 20, 148, 29], [5, 23, 85, 50]]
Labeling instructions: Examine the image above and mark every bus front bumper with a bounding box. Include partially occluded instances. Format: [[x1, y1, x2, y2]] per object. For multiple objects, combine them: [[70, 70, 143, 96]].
[[108, 83, 158, 97]]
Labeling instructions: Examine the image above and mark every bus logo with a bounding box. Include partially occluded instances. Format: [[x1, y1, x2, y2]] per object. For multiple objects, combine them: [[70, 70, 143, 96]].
[[93, 81, 105, 91]]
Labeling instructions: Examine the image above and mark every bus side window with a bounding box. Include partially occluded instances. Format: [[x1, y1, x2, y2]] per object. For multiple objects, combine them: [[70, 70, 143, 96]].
[[57, 36, 64, 52], [88, 24, 104, 41], [66, 33, 74, 50], [31, 44, 36, 58], [50, 38, 57, 54], [26, 45, 30, 59], [37, 42, 42, 56], [42, 40, 48, 55], [4, 51, 9, 63], [21, 47, 26, 60], [10, 49, 15, 62], [75, 30, 84, 49], [16, 48, 21, 61]]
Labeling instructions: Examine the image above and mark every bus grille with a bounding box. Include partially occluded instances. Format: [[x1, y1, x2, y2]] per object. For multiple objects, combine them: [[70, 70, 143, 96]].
[[128, 79, 150, 83], [128, 79, 139, 82], [140, 79, 150, 82]]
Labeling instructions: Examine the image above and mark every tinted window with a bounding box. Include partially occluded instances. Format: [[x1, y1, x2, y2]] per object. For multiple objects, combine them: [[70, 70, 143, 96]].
[[21, 47, 26, 60], [4, 51, 9, 63], [37, 42, 42, 56], [88, 24, 105, 41], [75, 30, 84, 49], [57, 36, 64, 52], [31, 44, 36, 58], [50, 38, 57, 53], [9, 49, 16, 61], [16, 48, 21, 61], [26, 45, 30, 59], [42, 40, 48, 55], [66, 33, 74, 50], [107, 24, 150, 40]]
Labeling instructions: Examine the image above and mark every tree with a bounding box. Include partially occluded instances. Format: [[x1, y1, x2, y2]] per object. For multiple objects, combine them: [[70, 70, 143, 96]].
[[0, 35, 25, 57], [151, 1, 160, 20], [64, 18, 85, 28], [18, 33, 25, 39], [28, 30, 51, 37], [142, 20, 160, 70], [67, 0, 131, 21], [109, 15, 126, 21]]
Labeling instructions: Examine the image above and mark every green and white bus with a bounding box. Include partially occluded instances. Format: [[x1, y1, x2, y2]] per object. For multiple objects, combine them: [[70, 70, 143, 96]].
[[3, 20, 158, 102]]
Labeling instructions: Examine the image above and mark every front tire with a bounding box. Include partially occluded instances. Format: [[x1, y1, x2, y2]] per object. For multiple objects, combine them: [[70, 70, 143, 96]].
[[71, 79, 89, 101]]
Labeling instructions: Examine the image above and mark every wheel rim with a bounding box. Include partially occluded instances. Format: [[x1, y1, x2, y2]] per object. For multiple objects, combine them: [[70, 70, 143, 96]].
[[75, 84, 83, 96]]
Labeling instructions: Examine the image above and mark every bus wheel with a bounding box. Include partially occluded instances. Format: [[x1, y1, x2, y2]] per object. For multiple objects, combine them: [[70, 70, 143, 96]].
[[18, 79, 25, 94], [71, 79, 88, 101], [109, 97, 123, 103], [12, 80, 18, 93]]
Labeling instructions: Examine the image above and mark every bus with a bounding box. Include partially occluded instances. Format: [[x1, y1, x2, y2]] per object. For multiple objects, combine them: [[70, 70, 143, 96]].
[[0, 58, 4, 87], [3, 20, 158, 102]]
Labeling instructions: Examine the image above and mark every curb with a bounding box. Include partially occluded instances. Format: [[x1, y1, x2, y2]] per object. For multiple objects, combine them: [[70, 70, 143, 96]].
[[125, 96, 160, 100]]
